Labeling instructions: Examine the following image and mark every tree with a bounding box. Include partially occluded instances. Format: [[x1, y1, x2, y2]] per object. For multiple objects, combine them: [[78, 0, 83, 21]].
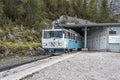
[[63, 0, 74, 16], [88, 0, 98, 22], [43, 0, 58, 20], [0, 0, 3, 26], [71, 0, 83, 18], [0, 0, 3, 17], [0, 0, 117, 28], [57, 0, 67, 16], [82, 0, 88, 19], [77, 0, 84, 17], [23, 0, 45, 27], [67, 1, 75, 16], [99, 0, 115, 22]]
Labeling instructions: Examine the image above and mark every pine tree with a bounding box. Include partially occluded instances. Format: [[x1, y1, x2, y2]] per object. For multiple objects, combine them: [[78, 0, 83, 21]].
[[82, 0, 88, 19], [23, 0, 45, 27], [0, 0, 3, 25], [0, 0, 3, 17], [68, 1, 75, 16], [0, 0, 117, 27], [88, 0, 98, 22], [71, 0, 83, 18], [99, 0, 113, 22]]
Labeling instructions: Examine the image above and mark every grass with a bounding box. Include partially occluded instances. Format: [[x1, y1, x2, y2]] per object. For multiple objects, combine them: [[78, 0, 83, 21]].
[[0, 26, 42, 56], [0, 41, 41, 55]]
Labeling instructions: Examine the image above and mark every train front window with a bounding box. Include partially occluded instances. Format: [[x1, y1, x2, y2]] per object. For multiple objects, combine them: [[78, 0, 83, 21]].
[[44, 31, 63, 38]]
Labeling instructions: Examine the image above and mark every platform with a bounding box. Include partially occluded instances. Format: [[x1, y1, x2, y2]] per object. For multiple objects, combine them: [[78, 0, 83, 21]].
[[0, 53, 79, 80]]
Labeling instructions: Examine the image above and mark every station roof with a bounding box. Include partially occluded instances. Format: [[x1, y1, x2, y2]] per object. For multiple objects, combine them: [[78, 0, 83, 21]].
[[57, 23, 120, 29], [55, 23, 120, 35]]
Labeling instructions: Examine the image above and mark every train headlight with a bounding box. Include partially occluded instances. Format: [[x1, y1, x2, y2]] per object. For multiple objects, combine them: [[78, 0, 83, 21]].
[[43, 43, 47, 46]]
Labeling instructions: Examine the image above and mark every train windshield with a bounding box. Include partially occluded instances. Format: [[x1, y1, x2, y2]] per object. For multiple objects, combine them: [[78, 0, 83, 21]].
[[44, 31, 63, 38]]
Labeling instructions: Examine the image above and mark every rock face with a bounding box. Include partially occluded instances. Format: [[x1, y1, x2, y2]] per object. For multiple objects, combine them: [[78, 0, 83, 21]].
[[109, 0, 120, 15], [89, 0, 120, 19], [26, 47, 46, 56], [100, 0, 120, 19], [67, 0, 120, 20]]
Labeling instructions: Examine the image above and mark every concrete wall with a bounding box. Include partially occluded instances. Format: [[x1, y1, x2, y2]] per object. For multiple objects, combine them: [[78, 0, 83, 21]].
[[108, 27, 120, 52], [88, 26, 120, 52], [87, 27, 108, 51]]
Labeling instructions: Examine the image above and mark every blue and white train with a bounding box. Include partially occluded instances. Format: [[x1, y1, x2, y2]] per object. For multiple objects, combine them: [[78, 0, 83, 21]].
[[42, 29, 83, 55]]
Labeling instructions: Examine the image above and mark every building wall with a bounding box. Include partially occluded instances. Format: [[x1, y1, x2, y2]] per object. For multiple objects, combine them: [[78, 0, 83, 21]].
[[108, 27, 120, 52], [87, 27, 108, 51], [88, 26, 120, 52]]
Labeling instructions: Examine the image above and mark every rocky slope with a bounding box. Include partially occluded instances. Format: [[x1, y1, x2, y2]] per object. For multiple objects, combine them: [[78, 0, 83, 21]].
[[109, 0, 120, 16], [103, 0, 120, 20]]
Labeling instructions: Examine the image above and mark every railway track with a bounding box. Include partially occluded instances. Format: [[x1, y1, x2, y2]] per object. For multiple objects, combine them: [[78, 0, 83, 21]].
[[0, 51, 77, 72], [0, 55, 52, 72]]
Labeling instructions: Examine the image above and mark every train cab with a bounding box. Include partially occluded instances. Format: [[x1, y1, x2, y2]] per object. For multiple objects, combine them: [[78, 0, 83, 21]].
[[42, 29, 83, 54]]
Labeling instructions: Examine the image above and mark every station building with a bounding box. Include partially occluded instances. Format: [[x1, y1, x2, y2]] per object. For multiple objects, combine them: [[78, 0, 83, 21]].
[[88, 26, 120, 52], [56, 23, 120, 52]]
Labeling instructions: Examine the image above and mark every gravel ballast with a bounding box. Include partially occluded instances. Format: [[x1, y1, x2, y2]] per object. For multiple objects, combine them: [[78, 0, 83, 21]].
[[23, 52, 120, 80], [0, 55, 49, 72]]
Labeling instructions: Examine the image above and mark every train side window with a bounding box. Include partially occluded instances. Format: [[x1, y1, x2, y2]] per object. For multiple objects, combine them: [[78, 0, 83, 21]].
[[68, 32, 70, 39], [64, 31, 68, 39], [75, 35, 76, 40], [75, 35, 77, 41], [65, 32, 68, 39], [78, 36, 80, 41], [77, 36, 78, 40], [72, 33, 74, 40], [77, 36, 79, 41], [73, 34, 75, 40], [79, 36, 82, 41], [71, 33, 73, 39], [64, 32, 66, 38]]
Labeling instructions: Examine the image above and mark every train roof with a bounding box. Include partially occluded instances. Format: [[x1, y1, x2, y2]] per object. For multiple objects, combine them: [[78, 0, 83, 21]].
[[43, 28, 78, 34], [43, 29, 64, 31]]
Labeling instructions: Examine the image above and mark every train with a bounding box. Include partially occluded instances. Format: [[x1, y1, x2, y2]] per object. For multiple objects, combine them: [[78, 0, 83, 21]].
[[42, 28, 83, 55]]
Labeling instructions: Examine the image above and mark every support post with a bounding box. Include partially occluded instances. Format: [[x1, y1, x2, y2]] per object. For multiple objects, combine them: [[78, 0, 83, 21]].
[[82, 26, 88, 51], [84, 27, 87, 48]]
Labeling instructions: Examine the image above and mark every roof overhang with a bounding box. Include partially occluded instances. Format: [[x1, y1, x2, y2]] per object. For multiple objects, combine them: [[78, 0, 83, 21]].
[[56, 23, 120, 29], [54, 23, 120, 35]]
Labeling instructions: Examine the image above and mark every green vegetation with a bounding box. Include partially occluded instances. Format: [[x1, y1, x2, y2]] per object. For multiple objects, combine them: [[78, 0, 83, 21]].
[[88, 0, 98, 22], [0, 0, 118, 56], [0, 27, 41, 55], [0, 41, 41, 54], [99, 0, 117, 22], [0, 0, 117, 28]]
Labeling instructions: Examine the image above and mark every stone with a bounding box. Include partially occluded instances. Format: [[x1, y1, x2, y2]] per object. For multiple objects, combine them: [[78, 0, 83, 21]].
[[4, 49, 11, 56]]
